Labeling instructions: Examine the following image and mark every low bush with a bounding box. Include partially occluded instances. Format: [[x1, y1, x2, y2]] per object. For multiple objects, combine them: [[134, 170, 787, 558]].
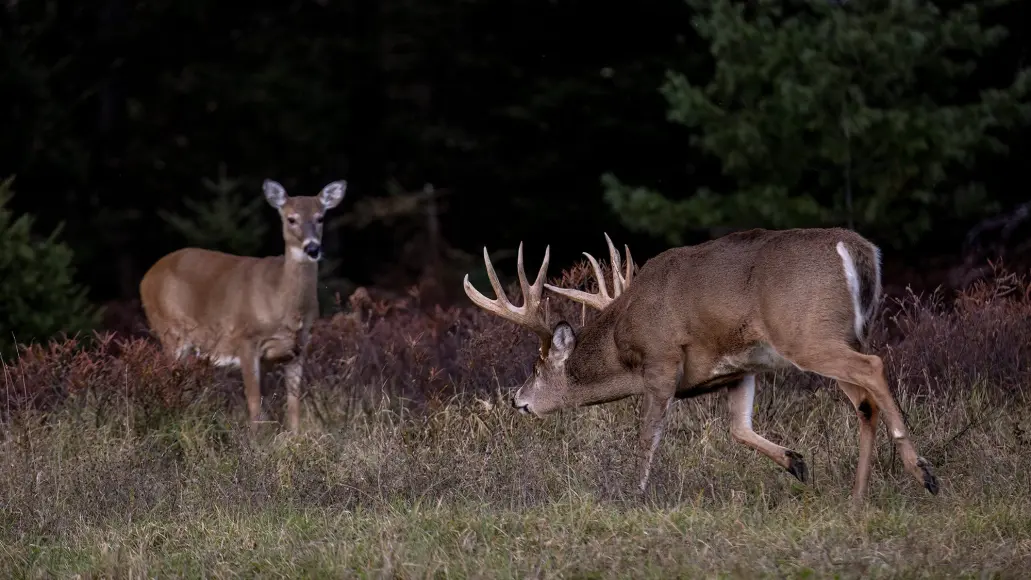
[[2, 260, 1028, 424]]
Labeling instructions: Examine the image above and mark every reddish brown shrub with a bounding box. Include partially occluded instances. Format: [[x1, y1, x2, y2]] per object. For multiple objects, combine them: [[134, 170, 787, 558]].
[[1, 260, 1029, 423], [879, 263, 1031, 397]]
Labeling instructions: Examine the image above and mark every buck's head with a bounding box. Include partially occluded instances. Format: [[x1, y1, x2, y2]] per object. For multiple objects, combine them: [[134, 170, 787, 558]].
[[263, 179, 347, 262], [509, 320, 578, 415], [464, 234, 634, 416]]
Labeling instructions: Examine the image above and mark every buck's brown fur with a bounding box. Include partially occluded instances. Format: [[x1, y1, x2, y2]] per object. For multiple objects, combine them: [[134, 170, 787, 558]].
[[140, 179, 347, 431], [464, 227, 939, 505]]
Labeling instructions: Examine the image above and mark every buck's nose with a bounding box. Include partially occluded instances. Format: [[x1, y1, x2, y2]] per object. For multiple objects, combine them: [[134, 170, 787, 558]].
[[303, 242, 321, 260], [511, 397, 530, 414]]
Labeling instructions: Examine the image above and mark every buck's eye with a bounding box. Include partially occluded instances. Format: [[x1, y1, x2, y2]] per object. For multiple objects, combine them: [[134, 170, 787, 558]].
[[315, 215, 324, 224], [287, 215, 298, 225]]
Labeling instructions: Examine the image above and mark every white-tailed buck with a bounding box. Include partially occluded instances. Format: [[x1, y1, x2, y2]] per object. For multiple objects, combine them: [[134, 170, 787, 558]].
[[140, 179, 347, 431], [464, 228, 939, 504]]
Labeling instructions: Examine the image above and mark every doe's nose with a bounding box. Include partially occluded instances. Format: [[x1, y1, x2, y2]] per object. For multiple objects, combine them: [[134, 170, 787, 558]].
[[303, 242, 321, 259]]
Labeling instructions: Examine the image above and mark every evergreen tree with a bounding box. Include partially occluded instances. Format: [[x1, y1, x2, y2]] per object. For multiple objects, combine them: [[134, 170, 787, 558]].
[[603, 0, 1031, 248], [0, 177, 101, 358], [158, 163, 269, 256]]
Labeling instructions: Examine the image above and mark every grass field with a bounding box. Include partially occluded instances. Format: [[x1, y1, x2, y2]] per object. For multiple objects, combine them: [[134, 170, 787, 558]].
[[2, 264, 1030, 578]]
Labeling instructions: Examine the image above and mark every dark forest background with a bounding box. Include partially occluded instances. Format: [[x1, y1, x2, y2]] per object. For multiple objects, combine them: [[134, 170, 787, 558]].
[[1, 0, 1029, 352]]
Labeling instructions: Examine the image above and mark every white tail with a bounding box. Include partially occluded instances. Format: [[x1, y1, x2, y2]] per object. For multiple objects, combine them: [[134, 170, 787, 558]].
[[464, 227, 938, 505], [139, 179, 347, 431]]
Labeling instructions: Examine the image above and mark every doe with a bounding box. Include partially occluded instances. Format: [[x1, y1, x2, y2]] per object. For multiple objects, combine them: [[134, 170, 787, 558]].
[[139, 179, 347, 431]]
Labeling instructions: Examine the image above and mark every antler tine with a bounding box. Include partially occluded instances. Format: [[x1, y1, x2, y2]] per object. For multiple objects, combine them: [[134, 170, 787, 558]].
[[516, 241, 551, 305], [533, 243, 551, 292], [463, 247, 510, 312], [583, 252, 611, 301], [604, 233, 624, 298], [543, 250, 612, 312], [516, 242, 531, 305], [545, 233, 636, 312], [463, 243, 552, 340], [516, 241, 554, 335], [624, 243, 635, 286], [485, 246, 514, 308]]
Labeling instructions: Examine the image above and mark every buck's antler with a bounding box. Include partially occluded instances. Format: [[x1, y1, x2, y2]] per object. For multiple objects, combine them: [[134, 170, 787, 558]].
[[463, 242, 553, 341], [545, 233, 635, 311]]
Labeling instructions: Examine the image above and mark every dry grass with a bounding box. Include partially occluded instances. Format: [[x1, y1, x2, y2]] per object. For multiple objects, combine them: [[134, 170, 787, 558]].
[[1, 262, 1030, 578]]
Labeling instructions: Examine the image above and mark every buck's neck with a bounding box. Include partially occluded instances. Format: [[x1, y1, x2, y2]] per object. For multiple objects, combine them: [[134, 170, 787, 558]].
[[564, 317, 645, 407], [278, 246, 320, 314]]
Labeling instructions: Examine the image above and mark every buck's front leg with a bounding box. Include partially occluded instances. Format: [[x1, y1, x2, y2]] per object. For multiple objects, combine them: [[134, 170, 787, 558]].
[[727, 375, 807, 483], [283, 356, 304, 432], [636, 392, 672, 493]]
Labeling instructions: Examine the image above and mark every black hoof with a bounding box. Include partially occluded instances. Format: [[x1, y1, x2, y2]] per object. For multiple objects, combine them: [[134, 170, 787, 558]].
[[917, 457, 939, 495], [785, 450, 808, 483]]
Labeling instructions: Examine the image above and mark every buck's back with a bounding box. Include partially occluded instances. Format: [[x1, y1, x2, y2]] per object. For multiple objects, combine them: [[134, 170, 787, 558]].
[[623, 227, 873, 347]]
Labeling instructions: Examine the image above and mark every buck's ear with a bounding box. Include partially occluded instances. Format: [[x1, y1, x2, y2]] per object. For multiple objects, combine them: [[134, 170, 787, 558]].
[[263, 179, 287, 208], [318, 180, 347, 209], [549, 321, 576, 364]]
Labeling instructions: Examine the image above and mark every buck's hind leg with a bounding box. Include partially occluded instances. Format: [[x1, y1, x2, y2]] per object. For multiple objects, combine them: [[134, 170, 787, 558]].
[[836, 379, 879, 504], [787, 342, 939, 497], [727, 375, 807, 482]]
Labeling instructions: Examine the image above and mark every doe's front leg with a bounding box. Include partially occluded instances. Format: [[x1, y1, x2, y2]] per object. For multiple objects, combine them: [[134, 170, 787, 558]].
[[240, 345, 265, 433], [283, 357, 304, 432]]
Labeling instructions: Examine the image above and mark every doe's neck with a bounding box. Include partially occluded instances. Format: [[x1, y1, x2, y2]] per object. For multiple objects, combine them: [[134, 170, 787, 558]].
[[280, 245, 320, 306]]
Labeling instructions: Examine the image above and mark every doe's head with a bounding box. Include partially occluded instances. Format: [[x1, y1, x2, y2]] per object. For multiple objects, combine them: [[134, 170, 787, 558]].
[[263, 179, 347, 262]]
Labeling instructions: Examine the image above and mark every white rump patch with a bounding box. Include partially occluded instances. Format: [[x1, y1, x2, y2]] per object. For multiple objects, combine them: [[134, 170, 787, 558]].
[[871, 245, 883, 321], [836, 241, 865, 340]]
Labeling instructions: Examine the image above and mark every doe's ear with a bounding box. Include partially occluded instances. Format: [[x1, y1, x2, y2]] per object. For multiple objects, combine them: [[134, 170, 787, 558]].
[[263, 179, 287, 208], [549, 321, 576, 364], [318, 180, 347, 209]]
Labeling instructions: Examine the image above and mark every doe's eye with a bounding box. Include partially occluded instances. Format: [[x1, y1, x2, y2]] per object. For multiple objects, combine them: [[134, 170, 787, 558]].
[[315, 215, 324, 224], [287, 216, 298, 225]]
